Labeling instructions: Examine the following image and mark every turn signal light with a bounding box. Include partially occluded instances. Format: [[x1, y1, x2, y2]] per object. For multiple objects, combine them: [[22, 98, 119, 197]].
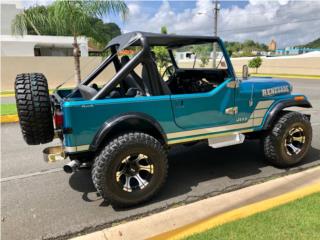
[[294, 96, 305, 101]]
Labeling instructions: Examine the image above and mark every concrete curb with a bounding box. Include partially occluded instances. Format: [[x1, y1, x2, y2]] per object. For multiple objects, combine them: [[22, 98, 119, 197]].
[[234, 73, 320, 80], [152, 183, 320, 240], [0, 115, 19, 123], [71, 166, 320, 240], [252, 75, 320, 80]]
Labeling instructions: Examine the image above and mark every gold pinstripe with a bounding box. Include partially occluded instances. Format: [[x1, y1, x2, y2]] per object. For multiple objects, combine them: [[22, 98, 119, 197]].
[[167, 129, 254, 145], [64, 145, 90, 153], [253, 118, 263, 126], [167, 100, 274, 141], [256, 100, 274, 109], [254, 109, 268, 118]]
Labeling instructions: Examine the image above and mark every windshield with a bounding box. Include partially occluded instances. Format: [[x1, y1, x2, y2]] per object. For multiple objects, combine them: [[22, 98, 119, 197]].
[[172, 42, 228, 70]]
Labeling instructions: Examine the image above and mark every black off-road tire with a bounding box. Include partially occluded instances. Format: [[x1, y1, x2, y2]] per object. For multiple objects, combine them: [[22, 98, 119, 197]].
[[15, 73, 54, 145], [263, 111, 312, 167], [92, 132, 168, 208]]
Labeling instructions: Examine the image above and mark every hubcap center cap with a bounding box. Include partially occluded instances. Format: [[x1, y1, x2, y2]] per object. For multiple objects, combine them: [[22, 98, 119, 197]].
[[116, 154, 154, 192], [284, 127, 305, 156], [124, 163, 139, 176]]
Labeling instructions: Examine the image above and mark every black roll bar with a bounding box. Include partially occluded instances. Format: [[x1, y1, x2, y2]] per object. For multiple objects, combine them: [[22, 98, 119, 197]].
[[92, 36, 149, 100], [82, 46, 118, 86]]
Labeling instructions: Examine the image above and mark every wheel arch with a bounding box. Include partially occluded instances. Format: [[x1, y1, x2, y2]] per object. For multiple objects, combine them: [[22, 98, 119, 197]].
[[90, 112, 168, 152], [262, 98, 312, 130]]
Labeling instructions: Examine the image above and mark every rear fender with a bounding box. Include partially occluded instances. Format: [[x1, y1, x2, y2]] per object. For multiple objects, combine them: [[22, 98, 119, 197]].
[[90, 112, 167, 152]]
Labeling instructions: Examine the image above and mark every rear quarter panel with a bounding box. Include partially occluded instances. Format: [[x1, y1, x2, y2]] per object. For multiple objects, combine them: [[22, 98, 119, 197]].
[[62, 96, 177, 147]]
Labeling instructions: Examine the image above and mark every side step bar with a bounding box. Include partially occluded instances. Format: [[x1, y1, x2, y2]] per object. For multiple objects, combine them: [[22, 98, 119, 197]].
[[208, 133, 245, 148]]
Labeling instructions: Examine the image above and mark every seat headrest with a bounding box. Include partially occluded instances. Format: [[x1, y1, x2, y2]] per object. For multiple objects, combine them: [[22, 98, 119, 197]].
[[78, 85, 98, 100]]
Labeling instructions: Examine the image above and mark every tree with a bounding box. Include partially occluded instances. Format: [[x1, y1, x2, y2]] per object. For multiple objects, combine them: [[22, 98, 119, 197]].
[[193, 44, 211, 67], [248, 56, 263, 73], [86, 19, 121, 50], [22, 7, 121, 49], [12, 1, 128, 84], [296, 38, 320, 48], [153, 26, 170, 72], [224, 40, 268, 57], [160, 26, 168, 34]]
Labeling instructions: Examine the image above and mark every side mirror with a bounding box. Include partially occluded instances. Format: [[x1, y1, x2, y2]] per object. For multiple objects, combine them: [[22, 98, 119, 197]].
[[242, 65, 249, 80]]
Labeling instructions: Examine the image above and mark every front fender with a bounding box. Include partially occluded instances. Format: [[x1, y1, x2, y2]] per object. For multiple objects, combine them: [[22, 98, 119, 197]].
[[262, 98, 312, 130]]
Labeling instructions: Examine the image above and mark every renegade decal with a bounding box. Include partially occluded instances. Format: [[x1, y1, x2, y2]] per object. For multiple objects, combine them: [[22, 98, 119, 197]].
[[262, 86, 290, 97]]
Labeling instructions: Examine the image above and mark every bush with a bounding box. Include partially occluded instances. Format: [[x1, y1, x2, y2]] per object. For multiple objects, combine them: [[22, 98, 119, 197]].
[[248, 56, 262, 73]]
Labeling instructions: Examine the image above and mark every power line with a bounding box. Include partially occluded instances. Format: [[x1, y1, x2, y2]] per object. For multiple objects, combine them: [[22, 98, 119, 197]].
[[212, 0, 219, 67], [219, 17, 320, 34]]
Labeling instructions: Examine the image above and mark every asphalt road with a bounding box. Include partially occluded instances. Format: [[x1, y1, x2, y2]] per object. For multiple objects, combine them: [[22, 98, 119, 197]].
[[1, 78, 320, 240]]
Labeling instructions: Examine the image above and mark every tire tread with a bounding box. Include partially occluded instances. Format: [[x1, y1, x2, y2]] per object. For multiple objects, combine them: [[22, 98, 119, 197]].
[[263, 111, 312, 167], [92, 132, 168, 207], [15, 73, 54, 145]]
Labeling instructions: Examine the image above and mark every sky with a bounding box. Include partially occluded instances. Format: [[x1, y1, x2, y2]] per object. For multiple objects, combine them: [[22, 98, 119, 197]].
[[19, 0, 320, 48]]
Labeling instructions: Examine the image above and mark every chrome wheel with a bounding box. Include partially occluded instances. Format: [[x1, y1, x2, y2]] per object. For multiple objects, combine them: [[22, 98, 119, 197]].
[[116, 154, 154, 192], [284, 127, 305, 156]]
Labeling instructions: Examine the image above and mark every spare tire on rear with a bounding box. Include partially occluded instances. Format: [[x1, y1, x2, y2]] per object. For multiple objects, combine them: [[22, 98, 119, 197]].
[[15, 73, 54, 145]]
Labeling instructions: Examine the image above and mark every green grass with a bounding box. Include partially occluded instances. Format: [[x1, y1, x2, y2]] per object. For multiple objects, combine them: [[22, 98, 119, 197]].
[[185, 192, 320, 240], [0, 104, 17, 115]]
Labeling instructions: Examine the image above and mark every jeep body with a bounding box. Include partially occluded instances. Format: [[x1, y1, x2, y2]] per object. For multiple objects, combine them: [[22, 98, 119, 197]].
[[54, 32, 310, 154], [16, 32, 312, 206]]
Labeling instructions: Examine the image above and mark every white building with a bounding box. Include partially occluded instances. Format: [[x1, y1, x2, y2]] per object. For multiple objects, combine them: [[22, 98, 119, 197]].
[[174, 51, 196, 61], [175, 51, 224, 62], [1, 35, 89, 56], [1, 1, 88, 57]]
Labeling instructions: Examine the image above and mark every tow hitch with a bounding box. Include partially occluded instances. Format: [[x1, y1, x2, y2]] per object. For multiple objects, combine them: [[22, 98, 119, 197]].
[[43, 146, 66, 163], [43, 146, 89, 173]]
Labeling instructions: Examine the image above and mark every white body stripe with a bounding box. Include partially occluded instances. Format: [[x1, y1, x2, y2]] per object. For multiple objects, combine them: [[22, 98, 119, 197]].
[[167, 129, 253, 145], [64, 145, 90, 153], [256, 100, 274, 109], [253, 118, 263, 126], [167, 121, 253, 139], [254, 109, 268, 118], [167, 100, 274, 142]]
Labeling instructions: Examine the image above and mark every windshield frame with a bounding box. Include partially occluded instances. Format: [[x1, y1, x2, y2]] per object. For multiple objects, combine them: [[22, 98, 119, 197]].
[[168, 38, 235, 78]]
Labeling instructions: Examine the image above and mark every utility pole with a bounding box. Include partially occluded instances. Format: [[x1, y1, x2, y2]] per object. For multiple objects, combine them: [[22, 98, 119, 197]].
[[212, 0, 219, 68]]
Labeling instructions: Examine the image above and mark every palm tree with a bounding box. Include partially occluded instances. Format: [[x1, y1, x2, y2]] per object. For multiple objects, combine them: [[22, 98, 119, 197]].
[[12, 0, 128, 84]]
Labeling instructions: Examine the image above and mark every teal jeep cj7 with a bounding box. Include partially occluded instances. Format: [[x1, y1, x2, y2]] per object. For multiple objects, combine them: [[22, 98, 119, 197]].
[[15, 32, 312, 207]]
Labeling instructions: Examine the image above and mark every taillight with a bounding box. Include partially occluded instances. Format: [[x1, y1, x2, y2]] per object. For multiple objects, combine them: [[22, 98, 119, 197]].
[[54, 110, 63, 128]]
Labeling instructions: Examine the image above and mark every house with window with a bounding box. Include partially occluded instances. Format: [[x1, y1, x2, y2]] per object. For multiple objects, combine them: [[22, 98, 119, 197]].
[[1, 1, 88, 57]]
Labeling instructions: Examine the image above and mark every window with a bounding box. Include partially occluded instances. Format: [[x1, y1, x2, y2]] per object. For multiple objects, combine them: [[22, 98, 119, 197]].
[[33, 46, 73, 56], [166, 41, 230, 95], [172, 42, 228, 70]]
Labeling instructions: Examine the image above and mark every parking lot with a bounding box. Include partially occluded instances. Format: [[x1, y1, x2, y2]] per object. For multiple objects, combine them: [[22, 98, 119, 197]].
[[1, 78, 320, 240]]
